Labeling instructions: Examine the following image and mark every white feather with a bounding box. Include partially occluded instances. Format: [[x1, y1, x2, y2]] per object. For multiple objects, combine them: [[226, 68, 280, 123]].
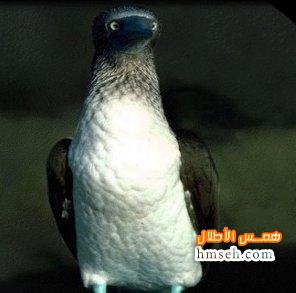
[[68, 93, 202, 290]]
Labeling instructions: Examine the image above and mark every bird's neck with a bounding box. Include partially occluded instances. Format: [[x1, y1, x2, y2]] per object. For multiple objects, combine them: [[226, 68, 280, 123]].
[[76, 48, 169, 135], [85, 49, 162, 107]]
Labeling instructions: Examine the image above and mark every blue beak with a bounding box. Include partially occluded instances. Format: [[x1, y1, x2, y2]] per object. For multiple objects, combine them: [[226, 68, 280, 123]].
[[120, 16, 154, 41]]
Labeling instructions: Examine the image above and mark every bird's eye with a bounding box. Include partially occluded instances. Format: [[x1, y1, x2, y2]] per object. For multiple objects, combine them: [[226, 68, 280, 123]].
[[109, 21, 119, 31], [151, 22, 158, 31]]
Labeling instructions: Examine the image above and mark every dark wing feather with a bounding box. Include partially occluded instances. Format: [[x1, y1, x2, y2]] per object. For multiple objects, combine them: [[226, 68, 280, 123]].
[[177, 130, 219, 275], [177, 129, 219, 235], [47, 138, 77, 259]]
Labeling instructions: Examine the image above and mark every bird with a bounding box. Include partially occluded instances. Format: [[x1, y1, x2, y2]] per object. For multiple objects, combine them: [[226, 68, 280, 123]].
[[47, 6, 218, 293]]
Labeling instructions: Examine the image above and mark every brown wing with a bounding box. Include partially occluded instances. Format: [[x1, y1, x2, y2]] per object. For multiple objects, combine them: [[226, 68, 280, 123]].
[[47, 138, 76, 259], [177, 130, 219, 276], [177, 129, 219, 235]]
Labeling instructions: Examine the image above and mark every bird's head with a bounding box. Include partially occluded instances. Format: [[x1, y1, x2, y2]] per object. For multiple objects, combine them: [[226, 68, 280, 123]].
[[92, 6, 159, 56]]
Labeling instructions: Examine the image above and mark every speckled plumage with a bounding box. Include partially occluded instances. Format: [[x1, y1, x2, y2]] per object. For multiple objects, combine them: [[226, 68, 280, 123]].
[[68, 48, 202, 289]]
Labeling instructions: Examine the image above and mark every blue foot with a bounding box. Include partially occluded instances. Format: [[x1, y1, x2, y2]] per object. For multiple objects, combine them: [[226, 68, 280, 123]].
[[171, 285, 184, 293], [92, 283, 107, 293]]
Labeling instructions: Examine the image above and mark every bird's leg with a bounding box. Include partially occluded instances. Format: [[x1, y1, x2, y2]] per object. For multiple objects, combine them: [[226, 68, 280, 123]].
[[171, 285, 184, 293], [92, 283, 107, 293]]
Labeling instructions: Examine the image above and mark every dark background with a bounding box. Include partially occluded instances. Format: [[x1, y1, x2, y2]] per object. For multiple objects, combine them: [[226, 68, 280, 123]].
[[1, 1, 296, 292]]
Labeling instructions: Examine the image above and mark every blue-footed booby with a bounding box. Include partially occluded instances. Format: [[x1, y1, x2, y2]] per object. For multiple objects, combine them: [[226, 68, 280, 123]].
[[47, 6, 218, 293]]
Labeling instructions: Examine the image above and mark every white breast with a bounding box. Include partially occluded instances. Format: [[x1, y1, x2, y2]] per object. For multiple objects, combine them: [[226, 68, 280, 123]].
[[68, 93, 202, 290]]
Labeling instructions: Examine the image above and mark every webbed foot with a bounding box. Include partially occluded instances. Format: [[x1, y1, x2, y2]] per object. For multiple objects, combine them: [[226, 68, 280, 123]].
[[92, 283, 107, 293], [171, 285, 184, 293]]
